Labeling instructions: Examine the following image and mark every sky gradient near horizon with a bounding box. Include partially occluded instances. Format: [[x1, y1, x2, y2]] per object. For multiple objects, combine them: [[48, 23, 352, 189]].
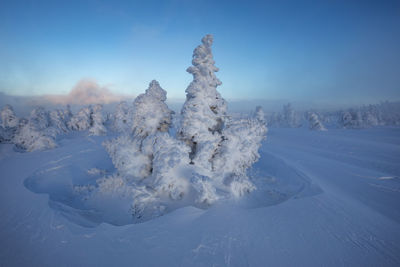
[[0, 0, 399, 104]]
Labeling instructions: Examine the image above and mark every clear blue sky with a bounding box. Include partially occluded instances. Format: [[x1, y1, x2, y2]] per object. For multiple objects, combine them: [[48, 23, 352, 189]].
[[0, 0, 399, 104]]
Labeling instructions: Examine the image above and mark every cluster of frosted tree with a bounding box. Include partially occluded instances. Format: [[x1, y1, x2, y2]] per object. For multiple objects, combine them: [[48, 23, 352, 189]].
[[313, 102, 400, 129], [267, 103, 302, 128], [337, 102, 400, 128], [0, 104, 107, 151], [97, 35, 267, 220], [266, 101, 400, 130]]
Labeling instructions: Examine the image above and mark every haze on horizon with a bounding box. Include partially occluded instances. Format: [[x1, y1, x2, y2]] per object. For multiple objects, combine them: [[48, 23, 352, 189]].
[[0, 0, 399, 106]]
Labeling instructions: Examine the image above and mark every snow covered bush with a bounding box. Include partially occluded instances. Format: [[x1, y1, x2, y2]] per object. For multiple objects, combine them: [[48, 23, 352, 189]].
[[0, 105, 19, 143], [308, 112, 326, 131]]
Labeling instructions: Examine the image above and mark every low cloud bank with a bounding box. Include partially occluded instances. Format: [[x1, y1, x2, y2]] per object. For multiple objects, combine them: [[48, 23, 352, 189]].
[[45, 79, 128, 105]]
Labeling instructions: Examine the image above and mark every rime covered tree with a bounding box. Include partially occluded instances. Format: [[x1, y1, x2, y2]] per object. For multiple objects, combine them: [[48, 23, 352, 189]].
[[282, 103, 300, 128], [14, 107, 57, 151], [68, 106, 92, 131], [132, 80, 172, 138], [213, 106, 267, 196], [0, 105, 19, 143], [104, 80, 174, 181], [308, 112, 327, 131], [112, 101, 133, 133], [89, 104, 107, 136], [179, 34, 227, 170]]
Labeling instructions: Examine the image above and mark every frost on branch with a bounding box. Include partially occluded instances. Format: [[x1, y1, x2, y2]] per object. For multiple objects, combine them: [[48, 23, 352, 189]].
[[179, 34, 227, 170]]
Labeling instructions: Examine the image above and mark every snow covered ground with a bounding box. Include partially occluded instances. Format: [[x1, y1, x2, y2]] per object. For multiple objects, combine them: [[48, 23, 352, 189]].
[[1, 127, 400, 266]]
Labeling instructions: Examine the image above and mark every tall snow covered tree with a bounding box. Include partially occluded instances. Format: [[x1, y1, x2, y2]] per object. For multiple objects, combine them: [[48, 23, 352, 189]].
[[179, 34, 227, 170]]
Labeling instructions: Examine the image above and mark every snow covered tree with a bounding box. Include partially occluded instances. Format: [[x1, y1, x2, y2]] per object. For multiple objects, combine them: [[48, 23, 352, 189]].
[[179, 34, 227, 170], [178, 35, 267, 198], [49, 109, 69, 133], [14, 107, 57, 152], [308, 112, 327, 131], [1, 105, 19, 128], [340, 109, 363, 128], [131, 80, 172, 138], [89, 104, 107, 136], [68, 106, 92, 131], [112, 101, 133, 133], [213, 106, 267, 196], [104, 80, 174, 181], [149, 132, 191, 200], [0, 105, 19, 143], [282, 103, 300, 127]]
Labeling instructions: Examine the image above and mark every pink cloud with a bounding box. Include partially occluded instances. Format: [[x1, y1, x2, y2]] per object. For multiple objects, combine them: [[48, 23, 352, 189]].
[[45, 79, 128, 105]]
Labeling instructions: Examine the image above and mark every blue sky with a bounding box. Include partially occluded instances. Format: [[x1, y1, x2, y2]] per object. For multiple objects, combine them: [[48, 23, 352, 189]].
[[0, 0, 399, 104]]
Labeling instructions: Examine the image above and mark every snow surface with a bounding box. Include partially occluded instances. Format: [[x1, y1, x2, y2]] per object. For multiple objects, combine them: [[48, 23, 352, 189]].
[[1, 127, 400, 266]]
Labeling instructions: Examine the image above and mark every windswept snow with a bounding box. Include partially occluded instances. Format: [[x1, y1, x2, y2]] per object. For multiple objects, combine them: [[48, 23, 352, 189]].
[[1, 127, 400, 266]]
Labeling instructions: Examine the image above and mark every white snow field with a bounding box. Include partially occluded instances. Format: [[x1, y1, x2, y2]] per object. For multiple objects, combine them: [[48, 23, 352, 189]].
[[1, 127, 400, 266]]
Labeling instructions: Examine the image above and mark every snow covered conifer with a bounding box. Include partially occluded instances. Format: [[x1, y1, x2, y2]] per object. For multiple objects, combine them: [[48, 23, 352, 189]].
[[131, 80, 172, 138], [282, 103, 300, 127], [14, 107, 57, 151], [0, 105, 19, 143], [68, 106, 92, 131], [308, 112, 327, 131], [179, 34, 227, 170], [104, 80, 173, 181], [50, 109, 69, 133], [1, 105, 19, 129], [89, 104, 107, 136], [213, 106, 267, 196], [112, 101, 133, 133]]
